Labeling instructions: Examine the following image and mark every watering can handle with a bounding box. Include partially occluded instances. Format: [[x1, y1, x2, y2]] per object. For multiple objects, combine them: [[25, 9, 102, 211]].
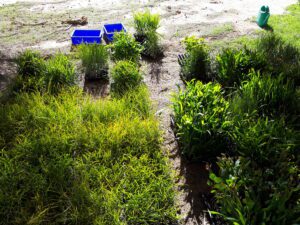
[[264, 14, 270, 24]]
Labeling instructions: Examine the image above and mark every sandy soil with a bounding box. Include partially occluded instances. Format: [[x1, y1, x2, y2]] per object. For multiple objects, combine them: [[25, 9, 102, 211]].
[[0, 0, 296, 224]]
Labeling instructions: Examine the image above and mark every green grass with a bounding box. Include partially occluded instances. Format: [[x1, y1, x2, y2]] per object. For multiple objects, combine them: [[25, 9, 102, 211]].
[[0, 86, 177, 225], [133, 9, 160, 37], [175, 7, 300, 223], [133, 10, 163, 58], [172, 81, 231, 160], [209, 23, 234, 36], [111, 31, 143, 63], [78, 44, 109, 79], [209, 4, 300, 51], [14, 51, 76, 94], [268, 4, 300, 48], [181, 36, 211, 82], [111, 60, 143, 96]]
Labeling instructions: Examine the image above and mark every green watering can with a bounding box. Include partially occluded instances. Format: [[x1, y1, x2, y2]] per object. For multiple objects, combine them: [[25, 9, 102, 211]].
[[257, 6, 270, 27]]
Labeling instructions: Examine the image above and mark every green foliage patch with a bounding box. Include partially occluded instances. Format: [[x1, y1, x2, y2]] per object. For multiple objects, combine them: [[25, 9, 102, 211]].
[[14, 50, 76, 94], [231, 71, 297, 118], [174, 30, 300, 224], [111, 31, 143, 63], [133, 10, 163, 58], [173, 81, 232, 159], [181, 36, 211, 82], [111, 60, 143, 96], [0, 87, 177, 225], [215, 48, 265, 89], [78, 44, 109, 79]]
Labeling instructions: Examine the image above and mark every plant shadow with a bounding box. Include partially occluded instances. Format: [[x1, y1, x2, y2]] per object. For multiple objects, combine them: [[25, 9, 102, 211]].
[[83, 78, 109, 98], [169, 117, 221, 225], [262, 24, 274, 32], [147, 57, 164, 84]]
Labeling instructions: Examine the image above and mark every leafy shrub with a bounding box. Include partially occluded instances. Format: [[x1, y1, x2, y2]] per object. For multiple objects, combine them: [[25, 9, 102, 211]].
[[257, 33, 300, 85], [210, 119, 299, 225], [111, 60, 142, 96], [173, 80, 232, 159], [16, 50, 45, 78], [78, 44, 109, 79], [134, 10, 163, 58], [111, 31, 143, 63], [215, 48, 265, 89], [181, 36, 211, 82], [0, 87, 177, 225], [44, 54, 76, 94], [231, 71, 297, 118]]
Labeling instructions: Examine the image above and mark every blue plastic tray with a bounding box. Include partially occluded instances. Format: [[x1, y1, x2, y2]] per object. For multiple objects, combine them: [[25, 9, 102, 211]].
[[103, 23, 126, 43], [71, 30, 102, 45]]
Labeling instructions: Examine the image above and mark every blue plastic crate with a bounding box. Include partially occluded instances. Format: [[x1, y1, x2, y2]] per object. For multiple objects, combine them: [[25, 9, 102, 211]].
[[71, 30, 102, 45], [103, 23, 126, 43]]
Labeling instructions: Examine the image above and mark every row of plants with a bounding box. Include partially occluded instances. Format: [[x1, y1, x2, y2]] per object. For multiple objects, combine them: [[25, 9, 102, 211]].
[[173, 32, 300, 224], [180, 34, 300, 88], [76, 9, 163, 98], [0, 10, 177, 224], [78, 9, 163, 83]]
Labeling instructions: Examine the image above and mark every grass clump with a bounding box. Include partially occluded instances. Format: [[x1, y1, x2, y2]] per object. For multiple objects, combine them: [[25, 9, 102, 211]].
[[16, 50, 45, 78], [111, 31, 143, 63], [111, 60, 143, 96], [231, 71, 297, 118], [215, 48, 265, 89], [44, 54, 76, 94], [14, 50, 76, 94], [134, 10, 163, 58], [78, 44, 109, 79], [181, 36, 211, 82], [0, 87, 177, 225], [173, 81, 232, 160], [134, 9, 160, 36]]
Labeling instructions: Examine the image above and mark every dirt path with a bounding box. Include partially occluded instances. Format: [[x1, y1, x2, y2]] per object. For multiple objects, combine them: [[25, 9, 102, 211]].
[[142, 37, 213, 224], [0, 0, 297, 224]]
